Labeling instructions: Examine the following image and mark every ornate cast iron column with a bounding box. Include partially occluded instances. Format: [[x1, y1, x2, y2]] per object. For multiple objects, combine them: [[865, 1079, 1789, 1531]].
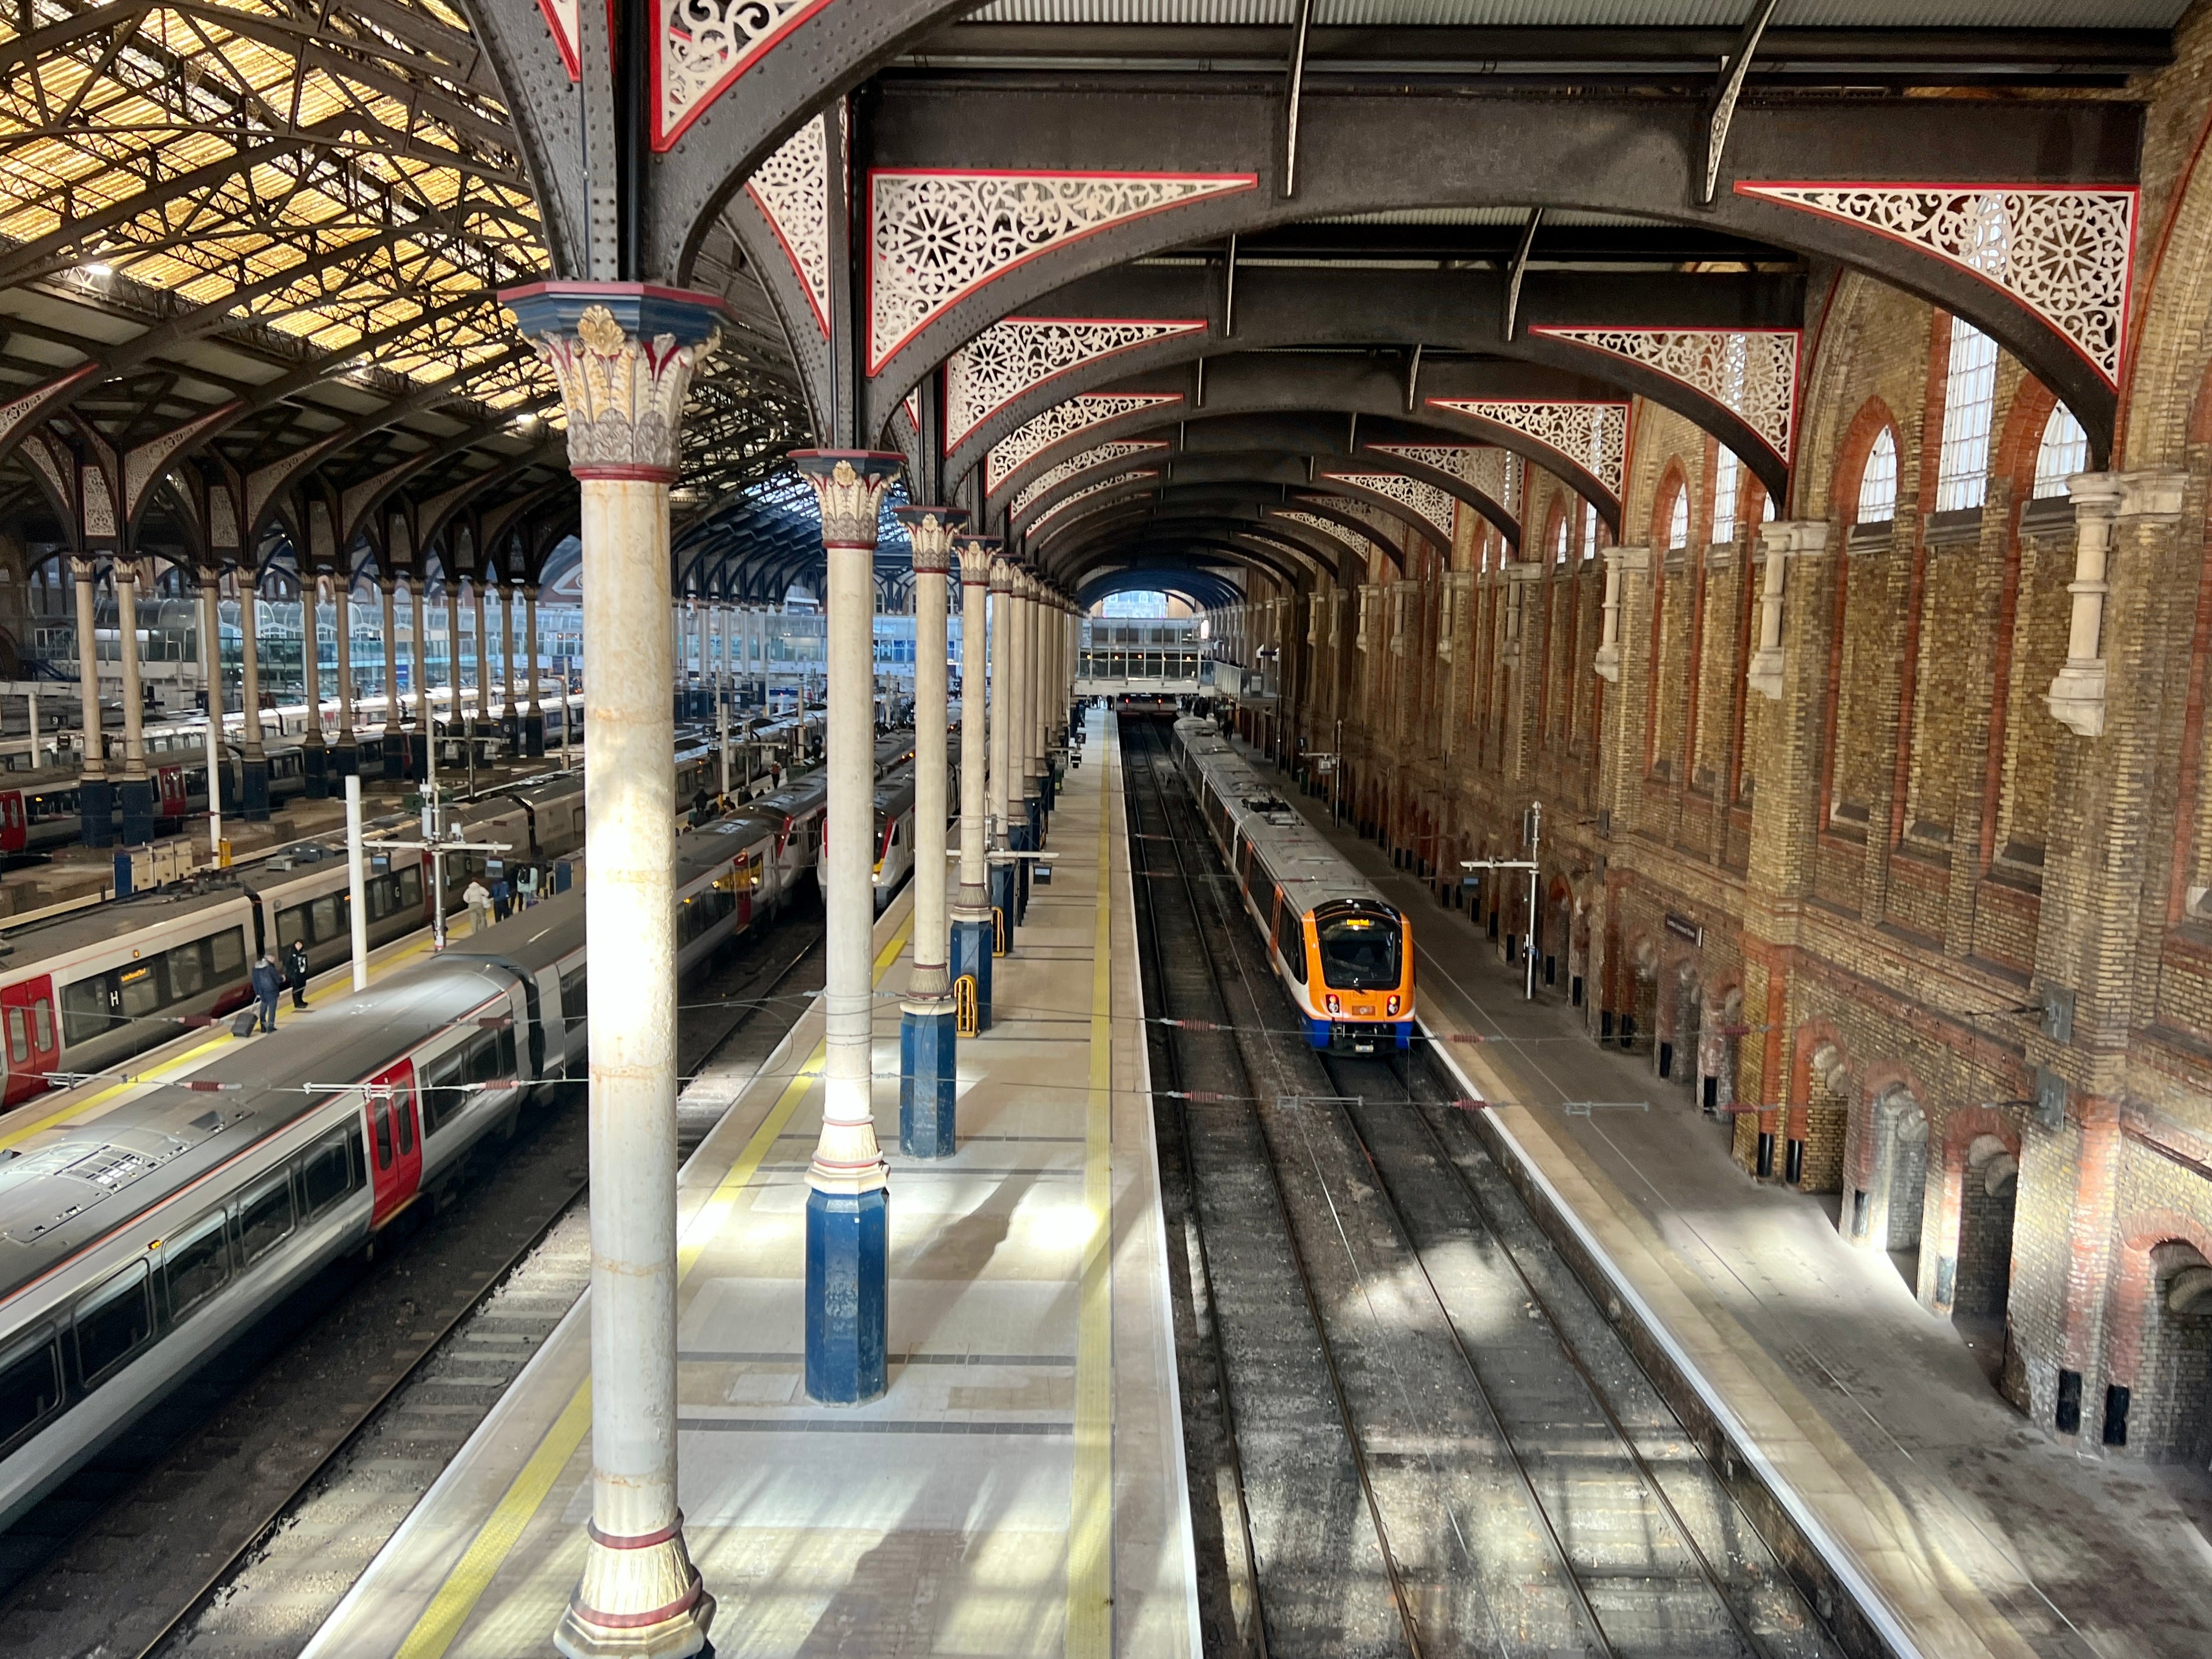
[[950, 534, 998, 1030], [504, 282, 724, 1659], [115, 558, 153, 846], [72, 557, 110, 847], [791, 450, 905, 1404], [894, 505, 965, 1156], [987, 554, 1017, 951]]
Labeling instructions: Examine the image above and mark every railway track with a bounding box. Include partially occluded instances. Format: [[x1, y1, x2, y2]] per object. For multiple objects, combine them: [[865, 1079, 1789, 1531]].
[[0, 902, 828, 1659], [1124, 714, 1841, 1659]]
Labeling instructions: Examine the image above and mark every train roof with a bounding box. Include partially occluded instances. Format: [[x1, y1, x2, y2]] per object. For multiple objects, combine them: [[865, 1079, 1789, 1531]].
[[0, 884, 250, 966], [0, 954, 515, 1308], [1173, 718, 1398, 919]]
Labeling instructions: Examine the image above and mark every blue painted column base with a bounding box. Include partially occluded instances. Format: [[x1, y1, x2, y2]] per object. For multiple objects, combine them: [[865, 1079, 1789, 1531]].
[[524, 713, 545, 757], [990, 865, 1017, 956], [80, 775, 114, 846], [118, 777, 154, 848], [900, 1004, 958, 1157], [332, 741, 360, 779], [805, 1187, 888, 1403], [303, 743, 328, 799], [951, 917, 993, 1031], [242, 759, 271, 820]]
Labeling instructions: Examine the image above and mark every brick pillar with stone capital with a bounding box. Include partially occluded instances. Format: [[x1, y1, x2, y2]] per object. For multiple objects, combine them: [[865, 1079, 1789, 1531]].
[[952, 535, 999, 1028], [503, 280, 724, 1659], [791, 449, 905, 1406], [896, 506, 965, 1156]]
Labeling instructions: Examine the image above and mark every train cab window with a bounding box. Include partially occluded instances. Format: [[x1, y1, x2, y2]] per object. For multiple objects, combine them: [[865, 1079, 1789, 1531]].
[[466, 1032, 501, 1087], [299, 1127, 360, 1218], [164, 1213, 232, 1319], [235, 1175, 294, 1265], [0, 1331, 60, 1451], [1315, 912, 1403, 991], [72, 1260, 154, 1387], [6, 1008, 25, 1065], [209, 931, 246, 979], [167, 943, 206, 999], [560, 966, 587, 1024], [1287, 916, 1309, 984]]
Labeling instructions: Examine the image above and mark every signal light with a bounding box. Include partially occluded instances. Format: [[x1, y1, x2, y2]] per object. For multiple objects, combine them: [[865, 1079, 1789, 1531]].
[[1324, 993, 1341, 1014]]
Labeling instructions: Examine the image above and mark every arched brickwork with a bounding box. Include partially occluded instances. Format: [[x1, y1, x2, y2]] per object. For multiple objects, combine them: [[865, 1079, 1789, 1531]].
[[1833, 395, 1900, 528], [2104, 1209, 2212, 1389]]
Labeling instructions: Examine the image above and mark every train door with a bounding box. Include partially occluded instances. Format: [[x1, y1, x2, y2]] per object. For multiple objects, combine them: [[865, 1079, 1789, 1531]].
[[157, 765, 187, 816], [0, 975, 58, 1106], [361, 1057, 424, 1225], [0, 790, 24, 853]]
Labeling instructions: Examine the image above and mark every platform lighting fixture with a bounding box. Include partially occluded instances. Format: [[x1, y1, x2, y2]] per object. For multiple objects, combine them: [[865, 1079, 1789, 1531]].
[[81, 261, 112, 277]]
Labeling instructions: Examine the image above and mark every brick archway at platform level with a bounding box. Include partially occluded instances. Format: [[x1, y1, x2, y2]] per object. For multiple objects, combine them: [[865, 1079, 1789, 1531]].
[[1545, 875, 1574, 997], [1913, 1105, 2023, 1319], [1845, 1071, 1931, 1256], [1655, 951, 1700, 1088], [1783, 1019, 1851, 1196], [2101, 1212, 2212, 1462]]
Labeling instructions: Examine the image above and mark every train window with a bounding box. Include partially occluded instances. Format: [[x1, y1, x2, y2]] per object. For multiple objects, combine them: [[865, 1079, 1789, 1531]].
[[210, 931, 246, 978], [164, 1213, 232, 1319], [1286, 914, 1308, 984], [395, 1083, 417, 1156], [370, 1097, 393, 1171], [397, 865, 423, 909], [5, 1008, 24, 1064], [310, 895, 340, 940], [422, 1054, 466, 1133], [167, 943, 206, 999], [300, 1127, 356, 1217], [466, 1033, 501, 1086], [0, 1331, 60, 1451], [72, 1260, 153, 1387], [32, 999, 51, 1052], [236, 1175, 294, 1265], [499, 1026, 518, 1079], [61, 978, 112, 1046], [118, 964, 163, 1020], [560, 966, 587, 1024]]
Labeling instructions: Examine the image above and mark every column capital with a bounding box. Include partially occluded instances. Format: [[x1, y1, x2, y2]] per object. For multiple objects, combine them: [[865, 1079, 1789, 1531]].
[[1605, 543, 1652, 573], [790, 450, 903, 547], [893, 505, 967, 574], [500, 282, 726, 484], [955, 534, 999, 586], [1757, 518, 1832, 559], [989, 557, 1015, 594]]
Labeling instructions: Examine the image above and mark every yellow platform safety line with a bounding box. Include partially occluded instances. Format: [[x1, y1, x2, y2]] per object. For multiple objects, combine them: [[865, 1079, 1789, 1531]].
[[0, 928, 444, 1155], [1067, 731, 1114, 1656], [395, 913, 914, 1659]]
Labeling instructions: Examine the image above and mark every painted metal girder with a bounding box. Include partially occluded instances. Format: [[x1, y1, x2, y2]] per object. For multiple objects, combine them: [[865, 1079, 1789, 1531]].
[[862, 80, 2137, 457], [942, 263, 1799, 499], [987, 354, 1625, 533], [1044, 510, 1348, 587]]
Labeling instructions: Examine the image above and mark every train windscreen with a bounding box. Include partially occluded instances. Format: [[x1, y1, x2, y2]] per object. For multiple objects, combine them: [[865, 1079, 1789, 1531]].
[[1315, 911, 1402, 991]]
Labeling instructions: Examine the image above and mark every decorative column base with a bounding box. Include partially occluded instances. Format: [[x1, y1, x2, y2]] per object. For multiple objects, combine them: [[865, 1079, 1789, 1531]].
[[2046, 658, 2108, 738], [900, 996, 958, 1157], [805, 1187, 889, 1402], [991, 861, 1018, 956], [1592, 643, 1621, 684], [553, 1524, 716, 1659], [527, 713, 546, 757], [1745, 646, 1784, 701], [952, 914, 994, 1032], [333, 739, 360, 779], [242, 760, 271, 820], [410, 731, 431, 782], [303, 742, 329, 799], [118, 776, 154, 847]]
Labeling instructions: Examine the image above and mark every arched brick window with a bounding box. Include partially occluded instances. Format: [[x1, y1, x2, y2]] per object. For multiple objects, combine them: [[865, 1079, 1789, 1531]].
[[1858, 427, 1899, 523], [1666, 484, 1689, 551], [2033, 404, 2088, 499]]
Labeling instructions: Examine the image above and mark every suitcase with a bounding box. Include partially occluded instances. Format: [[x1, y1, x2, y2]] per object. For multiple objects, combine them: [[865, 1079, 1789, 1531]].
[[232, 1010, 260, 1038]]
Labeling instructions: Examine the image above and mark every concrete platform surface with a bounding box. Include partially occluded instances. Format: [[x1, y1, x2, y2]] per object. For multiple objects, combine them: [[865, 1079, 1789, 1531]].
[[1264, 741, 2212, 1659], [305, 712, 1199, 1659]]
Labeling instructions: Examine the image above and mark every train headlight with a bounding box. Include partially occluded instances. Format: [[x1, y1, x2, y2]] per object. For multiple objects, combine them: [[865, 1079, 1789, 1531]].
[[1324, 993, 1341, 1014], [1386, 994, 1400, 1016]]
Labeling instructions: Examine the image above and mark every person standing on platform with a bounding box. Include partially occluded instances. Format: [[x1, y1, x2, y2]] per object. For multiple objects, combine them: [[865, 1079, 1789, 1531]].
[[464, 875, 491, 935], [492, 872, 513, 921], [284, 937, 310, 1009], [250, 951, 282, 1033], [518, 864, 539, 909]]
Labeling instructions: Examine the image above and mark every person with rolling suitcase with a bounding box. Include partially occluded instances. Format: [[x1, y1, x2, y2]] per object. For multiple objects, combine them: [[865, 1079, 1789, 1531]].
[[249, 952, 283, 1034]]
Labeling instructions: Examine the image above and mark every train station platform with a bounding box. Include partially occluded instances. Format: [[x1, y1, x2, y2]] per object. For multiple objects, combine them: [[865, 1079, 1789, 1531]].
[[306, 710, 1200, 1659], [1239, 739, 2212, 1659]]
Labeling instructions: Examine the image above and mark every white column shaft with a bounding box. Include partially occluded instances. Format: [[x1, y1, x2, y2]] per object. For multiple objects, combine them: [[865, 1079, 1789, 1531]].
[[117, 567, 144, 781], [816, 540, 885, 1183], [957, 568, 990, 910], [912, 562, 950, 982]]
